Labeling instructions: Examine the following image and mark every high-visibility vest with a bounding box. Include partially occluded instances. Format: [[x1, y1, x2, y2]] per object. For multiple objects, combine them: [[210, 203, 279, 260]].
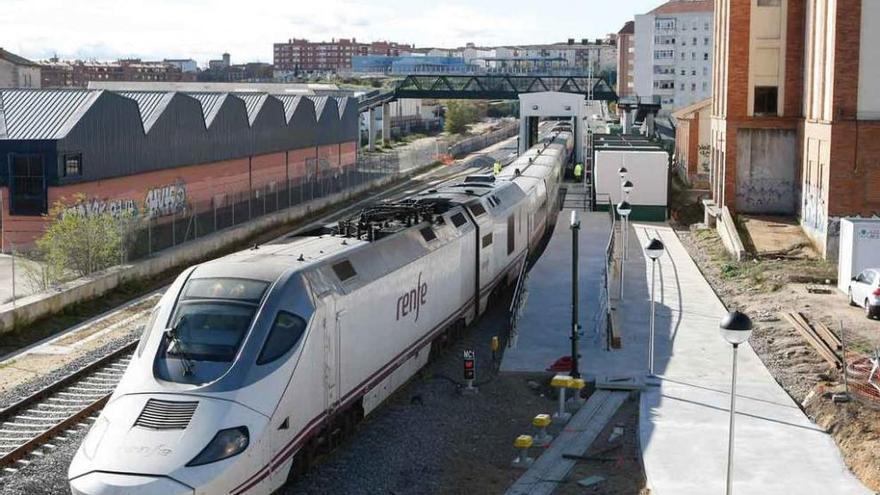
[[574, 164, 583, 178], [493, 162, 502, 175]]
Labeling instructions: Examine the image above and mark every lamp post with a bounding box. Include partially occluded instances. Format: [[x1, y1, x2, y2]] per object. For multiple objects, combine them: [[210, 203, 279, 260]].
[[617, 200, 632, 300], [570, 210, 581, 379], [645, 238, 664, 376], [621, 180, 634, 260], [719, 311, 753, 495], [617, 165, 628, 201]]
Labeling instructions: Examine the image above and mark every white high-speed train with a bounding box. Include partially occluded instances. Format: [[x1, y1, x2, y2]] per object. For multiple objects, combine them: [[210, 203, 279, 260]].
[[68, 128, 574, 495]]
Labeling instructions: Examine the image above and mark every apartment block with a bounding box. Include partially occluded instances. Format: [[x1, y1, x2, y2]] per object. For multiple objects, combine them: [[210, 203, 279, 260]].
[[711, 0, 880, 260], [273, 38, 413, 73], [633, 0, 714, 111]]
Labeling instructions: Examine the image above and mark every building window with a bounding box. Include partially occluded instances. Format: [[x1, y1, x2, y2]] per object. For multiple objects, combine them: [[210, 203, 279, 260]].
[[703, 81, 709, 92], [754, 86, 779, 115], [757, 0, 781, 5], [9, 154, 46, 216], [62, 153, 82, 178], [704, 53, 709, 61]]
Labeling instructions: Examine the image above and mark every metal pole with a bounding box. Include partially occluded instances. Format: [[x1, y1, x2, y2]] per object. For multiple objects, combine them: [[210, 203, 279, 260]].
[[10, 244, 16, 306], [618, 230, 625, 300], [726, 343, 739, 495], [840, 320, 850, 397], [623, 216, 629, 261], [571, 215, 580, 379], [649, 258, 656, 376]]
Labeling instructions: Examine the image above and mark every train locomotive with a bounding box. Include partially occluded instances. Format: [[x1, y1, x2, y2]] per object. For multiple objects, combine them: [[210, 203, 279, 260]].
[[68, 127, 574, 495]]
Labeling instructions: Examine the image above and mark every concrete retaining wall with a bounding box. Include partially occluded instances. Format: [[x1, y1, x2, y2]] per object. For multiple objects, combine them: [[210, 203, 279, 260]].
[[0, 170, 407, 335]]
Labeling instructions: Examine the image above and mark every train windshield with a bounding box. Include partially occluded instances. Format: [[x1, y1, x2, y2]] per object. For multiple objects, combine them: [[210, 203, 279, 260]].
[[164, 278, 269, 363]]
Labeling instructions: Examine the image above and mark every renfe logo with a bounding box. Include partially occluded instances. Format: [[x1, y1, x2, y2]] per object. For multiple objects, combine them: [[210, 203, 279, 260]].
[[397, 272, 428, 322]]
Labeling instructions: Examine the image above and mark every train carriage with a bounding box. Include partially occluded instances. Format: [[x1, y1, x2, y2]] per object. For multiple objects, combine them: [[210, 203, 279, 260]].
[[69, 128, 574, 495]]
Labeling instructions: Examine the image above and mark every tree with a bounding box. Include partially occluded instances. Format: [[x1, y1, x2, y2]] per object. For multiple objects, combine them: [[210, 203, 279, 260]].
[[36, 194, 129, 279], [443, 100, 480, 134]]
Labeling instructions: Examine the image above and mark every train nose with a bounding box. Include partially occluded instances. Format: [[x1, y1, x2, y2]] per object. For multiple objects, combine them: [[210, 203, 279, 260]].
[[70, 472, 193, 495]]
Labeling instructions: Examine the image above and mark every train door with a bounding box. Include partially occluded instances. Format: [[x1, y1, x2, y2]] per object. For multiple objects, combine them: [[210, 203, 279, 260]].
[[323, 308, 342, 413]]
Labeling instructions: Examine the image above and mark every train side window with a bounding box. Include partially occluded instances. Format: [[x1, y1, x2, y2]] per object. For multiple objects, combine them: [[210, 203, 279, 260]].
[[450, 212, 467, 228], [469, 202, 486, 217], [420, 227, 437, 242], [332, 260, 357, 282], [257, 311, 307, 365], [482, 233, 493, 248], [507, 215, 515, 254]]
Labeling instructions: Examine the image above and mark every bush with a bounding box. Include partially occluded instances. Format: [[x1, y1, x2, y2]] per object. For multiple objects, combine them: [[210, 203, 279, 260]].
[[36, 194, 131, 279], [443, 100, 480, 134]]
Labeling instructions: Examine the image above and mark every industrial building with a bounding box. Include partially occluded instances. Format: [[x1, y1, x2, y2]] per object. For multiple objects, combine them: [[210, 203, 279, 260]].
[[0, 89, 358, 249], [710, 0, 880, 260], [593, 134, 669, 221]]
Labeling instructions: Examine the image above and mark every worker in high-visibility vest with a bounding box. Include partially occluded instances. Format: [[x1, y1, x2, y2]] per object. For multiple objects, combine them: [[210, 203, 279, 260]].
[[574, 163, 584, 182], [493, 161, 502, 175]]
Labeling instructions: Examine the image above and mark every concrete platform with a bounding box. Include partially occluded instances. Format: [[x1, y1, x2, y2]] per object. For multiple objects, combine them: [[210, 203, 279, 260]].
[[500, 206, 611, 374], [625, 223, 870, 495]]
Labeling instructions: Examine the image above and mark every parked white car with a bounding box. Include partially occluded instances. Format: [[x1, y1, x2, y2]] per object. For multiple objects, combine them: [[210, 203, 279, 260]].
[[848, 268, 880, 319]]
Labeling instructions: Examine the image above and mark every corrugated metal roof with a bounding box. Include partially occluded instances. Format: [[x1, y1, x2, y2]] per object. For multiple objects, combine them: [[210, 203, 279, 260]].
[[310, 96, 329, 118], [276, 95, 310, 123], [118, 91, 173, 131], [234, 93, 268, 125], [335, 97, 349, 119], [0, 89, 99, 140], [186, 92, 227, 127]]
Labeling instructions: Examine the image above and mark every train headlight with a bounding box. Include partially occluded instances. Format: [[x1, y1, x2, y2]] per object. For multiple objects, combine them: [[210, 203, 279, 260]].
[[81, 417, 109, 460], [186, 426, 249, 467]]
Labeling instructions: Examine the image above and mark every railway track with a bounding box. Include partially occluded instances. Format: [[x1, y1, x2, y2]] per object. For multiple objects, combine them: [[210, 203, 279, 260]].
[[0, 341, 136, 474]]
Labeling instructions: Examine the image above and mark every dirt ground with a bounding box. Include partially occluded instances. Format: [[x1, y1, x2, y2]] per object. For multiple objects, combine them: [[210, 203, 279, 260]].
[[554, 394, 649, 495], [676, 225, 880, 491]]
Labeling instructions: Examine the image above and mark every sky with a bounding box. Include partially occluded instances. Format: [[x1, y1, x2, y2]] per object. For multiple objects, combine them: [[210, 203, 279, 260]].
[[1, 0, 661, 65]]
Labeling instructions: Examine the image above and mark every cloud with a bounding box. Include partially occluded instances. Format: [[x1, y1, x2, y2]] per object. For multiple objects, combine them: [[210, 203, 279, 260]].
[[0, 0, 657, 65]]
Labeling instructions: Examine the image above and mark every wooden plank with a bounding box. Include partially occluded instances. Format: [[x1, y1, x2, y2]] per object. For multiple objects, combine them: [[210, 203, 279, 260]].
[[505, 390, 628, 495], [813, 321, 843, 351], [780, 312, 840, 368]]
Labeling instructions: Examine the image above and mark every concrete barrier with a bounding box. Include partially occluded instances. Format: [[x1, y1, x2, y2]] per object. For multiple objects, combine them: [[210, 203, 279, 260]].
[[0, 171, 412, 335]]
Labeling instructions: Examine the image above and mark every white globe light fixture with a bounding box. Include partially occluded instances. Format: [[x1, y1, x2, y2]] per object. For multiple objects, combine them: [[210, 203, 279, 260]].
[[645, 238, 665, 377], [720, 310, 753, 495]]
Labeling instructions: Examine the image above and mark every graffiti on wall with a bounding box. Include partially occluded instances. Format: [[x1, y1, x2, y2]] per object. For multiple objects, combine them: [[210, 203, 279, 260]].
[[64, 197, 139, 219], [144, 181, 187, 218], [62, 180, 188, 220], [698, 144, 710, 175]]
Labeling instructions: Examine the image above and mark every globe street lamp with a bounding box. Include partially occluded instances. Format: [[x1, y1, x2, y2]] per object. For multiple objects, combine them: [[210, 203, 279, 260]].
[[618, 165, 628, 202], [645, 238, 665, 377], [719, 311, 753, 495], [617, 200, 632, 300], [621, 180, 634, 260]]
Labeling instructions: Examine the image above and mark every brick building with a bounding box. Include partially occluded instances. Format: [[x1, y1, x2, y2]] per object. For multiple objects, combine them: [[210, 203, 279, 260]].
[[617, 21, 635, 97], [273, 38, 413, 73], [39, 58, 196, 88], [672, 98, 711, 187], [0, 89, 358, 250], [710, 0, 880, 259]]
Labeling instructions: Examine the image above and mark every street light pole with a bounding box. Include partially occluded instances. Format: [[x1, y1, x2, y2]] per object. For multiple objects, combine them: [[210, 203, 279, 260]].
[[622, 180, 634, 261], [645, 238, 665, 376], [617, 201, 632, 300], [570, 210, 581, 379], [719, 311, 753, 495]]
